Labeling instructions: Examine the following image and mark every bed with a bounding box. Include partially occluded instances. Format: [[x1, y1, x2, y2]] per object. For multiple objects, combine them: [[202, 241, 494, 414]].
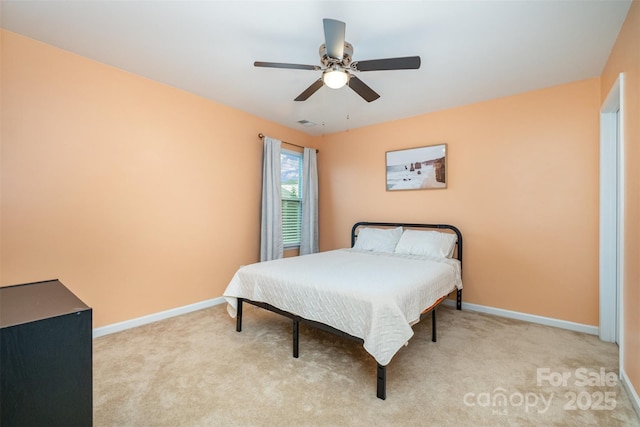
[[223, 221, 463, 399]]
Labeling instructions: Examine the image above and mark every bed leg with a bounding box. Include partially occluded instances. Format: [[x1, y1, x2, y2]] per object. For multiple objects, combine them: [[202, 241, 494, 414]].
[[456, 289, 462, 310], [293, 318, 299, 358], [432, 309, 437, 342], [377, 364, 387, 400], [236, 298, 243, 332]]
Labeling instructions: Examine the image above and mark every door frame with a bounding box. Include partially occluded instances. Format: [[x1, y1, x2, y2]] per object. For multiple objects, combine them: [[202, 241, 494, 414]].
[[599, 73, 625, 365]]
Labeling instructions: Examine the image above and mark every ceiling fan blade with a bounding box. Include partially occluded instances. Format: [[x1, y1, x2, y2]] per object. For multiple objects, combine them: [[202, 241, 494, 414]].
[[323, 18, 345, 60], [294, 79, 324, 101], [353, 56, 421, 71], [254, 61, 320, 71], [348, 75, 380, 103]]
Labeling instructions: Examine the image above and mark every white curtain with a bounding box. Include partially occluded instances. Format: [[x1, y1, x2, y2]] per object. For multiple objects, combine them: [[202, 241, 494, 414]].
[[300, 147, 318, 255], [260, 137, 283, 261]]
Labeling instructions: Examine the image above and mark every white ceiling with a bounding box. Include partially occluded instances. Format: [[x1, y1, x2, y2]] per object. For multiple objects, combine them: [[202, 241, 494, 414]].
[[1, 0, 632, 136]]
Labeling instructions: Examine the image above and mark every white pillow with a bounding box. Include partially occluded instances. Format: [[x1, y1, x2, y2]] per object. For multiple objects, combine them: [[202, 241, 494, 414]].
[[395, 229, 457, 258], [353, 227, 403, 253]]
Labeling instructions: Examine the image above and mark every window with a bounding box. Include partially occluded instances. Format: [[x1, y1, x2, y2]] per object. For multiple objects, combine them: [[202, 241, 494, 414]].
[[281, 150, 303, 247]]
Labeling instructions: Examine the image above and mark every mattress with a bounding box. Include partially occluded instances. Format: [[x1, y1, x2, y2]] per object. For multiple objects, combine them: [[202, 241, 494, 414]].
[[223, 248, 462, 365]]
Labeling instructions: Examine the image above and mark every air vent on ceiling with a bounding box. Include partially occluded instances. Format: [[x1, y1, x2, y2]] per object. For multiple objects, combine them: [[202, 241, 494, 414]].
[[297, 120, 317, 127]]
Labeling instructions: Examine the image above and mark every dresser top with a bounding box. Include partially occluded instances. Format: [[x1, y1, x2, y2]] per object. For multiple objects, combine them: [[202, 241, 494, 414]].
[[0, 279, 91, 328]]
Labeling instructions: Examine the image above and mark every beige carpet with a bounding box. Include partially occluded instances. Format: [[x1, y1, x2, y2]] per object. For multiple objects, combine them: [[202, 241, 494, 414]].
[[94, 304, 640, 426]]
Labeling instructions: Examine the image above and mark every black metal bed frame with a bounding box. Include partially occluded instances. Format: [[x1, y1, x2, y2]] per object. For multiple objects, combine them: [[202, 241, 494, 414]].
[[234, 221, 463, 400]]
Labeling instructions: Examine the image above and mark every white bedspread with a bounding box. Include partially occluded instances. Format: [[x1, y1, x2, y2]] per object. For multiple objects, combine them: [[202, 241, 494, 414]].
[[223, 249, 462, 366]]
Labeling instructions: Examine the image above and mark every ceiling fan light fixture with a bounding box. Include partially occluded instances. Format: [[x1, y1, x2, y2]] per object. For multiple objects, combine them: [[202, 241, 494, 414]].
[[323, 67, 349, 89]]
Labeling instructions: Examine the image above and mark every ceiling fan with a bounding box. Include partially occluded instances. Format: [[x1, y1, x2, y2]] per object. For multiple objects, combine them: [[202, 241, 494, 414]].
[[254, 18, 421, 103]]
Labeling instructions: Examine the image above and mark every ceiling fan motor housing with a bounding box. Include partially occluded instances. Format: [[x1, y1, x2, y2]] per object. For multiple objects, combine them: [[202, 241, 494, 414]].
[[319, 42, 353, 68]]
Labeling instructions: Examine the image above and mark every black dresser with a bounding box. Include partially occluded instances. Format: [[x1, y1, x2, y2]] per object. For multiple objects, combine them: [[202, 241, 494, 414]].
[[0, 279, 92, 426]]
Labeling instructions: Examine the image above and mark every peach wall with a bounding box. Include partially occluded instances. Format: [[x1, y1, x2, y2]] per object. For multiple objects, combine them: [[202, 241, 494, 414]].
[[0, 30, 314, 327], [601, 0, 640, 405], [317, 78, 601, 326]]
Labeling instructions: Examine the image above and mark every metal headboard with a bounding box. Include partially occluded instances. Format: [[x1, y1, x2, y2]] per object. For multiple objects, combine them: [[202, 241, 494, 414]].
[[350, 221, 463, 267]]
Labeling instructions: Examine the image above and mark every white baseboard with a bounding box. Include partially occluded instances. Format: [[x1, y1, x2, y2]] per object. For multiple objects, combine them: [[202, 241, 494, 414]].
[[442, 299, 599, 335], [621, 369, 640, 418], [92, 297, 226, 338], [94, 297, 599, 339]]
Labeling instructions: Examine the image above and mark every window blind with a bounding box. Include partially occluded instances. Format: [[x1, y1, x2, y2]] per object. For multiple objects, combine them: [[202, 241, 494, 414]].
[[282, 198, 301, 245]]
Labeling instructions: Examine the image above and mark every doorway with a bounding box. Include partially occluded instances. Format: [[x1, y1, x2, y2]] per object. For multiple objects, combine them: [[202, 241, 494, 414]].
[[599, 74, 624, 361]]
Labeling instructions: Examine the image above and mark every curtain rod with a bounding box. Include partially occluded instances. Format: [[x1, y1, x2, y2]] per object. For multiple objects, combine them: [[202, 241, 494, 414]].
[[258, 133, 319, 153]]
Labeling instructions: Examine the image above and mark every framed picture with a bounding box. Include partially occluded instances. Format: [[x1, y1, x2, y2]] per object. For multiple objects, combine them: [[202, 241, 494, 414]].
[[385, 143, 447, 191]]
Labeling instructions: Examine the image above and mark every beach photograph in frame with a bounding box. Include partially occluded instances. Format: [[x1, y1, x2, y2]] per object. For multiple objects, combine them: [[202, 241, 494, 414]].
[[386, 144, 447, 191]]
